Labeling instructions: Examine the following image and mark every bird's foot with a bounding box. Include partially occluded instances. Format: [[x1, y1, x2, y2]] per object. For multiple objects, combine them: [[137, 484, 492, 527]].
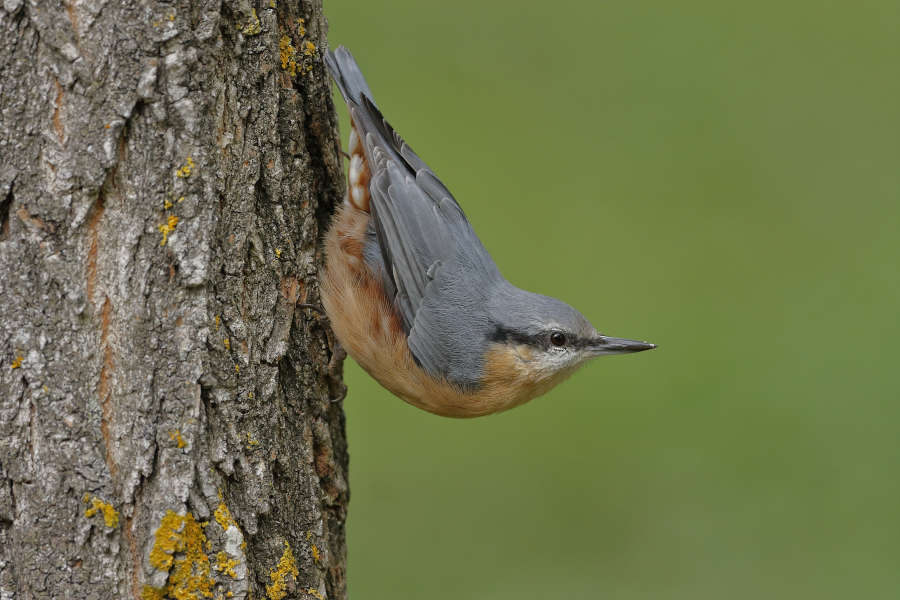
[[298, 304, 348, 403]]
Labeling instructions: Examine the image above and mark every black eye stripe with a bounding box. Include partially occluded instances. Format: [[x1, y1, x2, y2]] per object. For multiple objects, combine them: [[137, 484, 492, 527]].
[[488, 325, 536, 346], [489, 324, 579, 350]]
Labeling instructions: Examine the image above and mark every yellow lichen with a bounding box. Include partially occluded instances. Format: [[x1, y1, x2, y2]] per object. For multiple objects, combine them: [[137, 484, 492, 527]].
[[84, 495, 120, 528], [164, 199, 173, 210], [266, 541, 298, 600], [169, 430, 187, 449], [304, 41, 315, 56], [214, 316, 220, 331], [158, 214, 179, 246], [311, 544, 319, 564], [214, 502, 238, 532], [178, 196, 185, 203], [141, 586, 167, 600], [10, 353, 22, 369], [223, 338, 230, 351], [148, 511, 184, 571], [242, 9, 261, 35], [275, 248, 281, 258], [298, 18, 305, 37], [279, 36, 297, 76], [235, 365, 240, 373], [215, 551, 240, 578], [144, 510, 215, 600], [176, 157, 195, 178], [168, 13, 175, 21], [302, 588, 323, 600]]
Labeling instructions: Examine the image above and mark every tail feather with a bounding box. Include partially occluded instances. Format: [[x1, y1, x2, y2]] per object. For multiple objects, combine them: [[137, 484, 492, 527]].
[[324, 46, 377, 109]]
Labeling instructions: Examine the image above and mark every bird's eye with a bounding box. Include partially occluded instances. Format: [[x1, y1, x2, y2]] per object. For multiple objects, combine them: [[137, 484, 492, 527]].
[[550, 332, 567, 347]]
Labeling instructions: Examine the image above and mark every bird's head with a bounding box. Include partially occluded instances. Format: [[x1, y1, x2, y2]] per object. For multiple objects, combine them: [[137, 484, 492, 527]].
[[488, 289, 655, 384]]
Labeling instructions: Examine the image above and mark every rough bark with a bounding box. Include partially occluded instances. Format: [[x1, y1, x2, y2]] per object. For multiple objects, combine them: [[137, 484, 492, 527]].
[[0, 0, 348, 598]]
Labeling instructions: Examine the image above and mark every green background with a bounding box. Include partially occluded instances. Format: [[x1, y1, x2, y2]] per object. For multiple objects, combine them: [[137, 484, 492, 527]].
[[322, 2, 899, 598]]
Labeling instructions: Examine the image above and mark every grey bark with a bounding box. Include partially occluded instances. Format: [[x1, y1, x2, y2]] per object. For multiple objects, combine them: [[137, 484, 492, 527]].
[[0, 0, 348, 598]]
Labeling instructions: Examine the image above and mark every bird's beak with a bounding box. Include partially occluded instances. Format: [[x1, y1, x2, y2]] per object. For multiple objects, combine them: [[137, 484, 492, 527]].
[[587, 336, 656, 356]]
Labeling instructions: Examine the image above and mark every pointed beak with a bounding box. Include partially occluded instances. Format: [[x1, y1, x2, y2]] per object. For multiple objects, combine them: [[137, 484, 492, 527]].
[[587, 335, 657, 356]]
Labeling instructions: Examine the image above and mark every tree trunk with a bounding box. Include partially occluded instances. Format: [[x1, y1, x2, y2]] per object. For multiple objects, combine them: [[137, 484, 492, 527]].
[[0, 0, 348, 598]]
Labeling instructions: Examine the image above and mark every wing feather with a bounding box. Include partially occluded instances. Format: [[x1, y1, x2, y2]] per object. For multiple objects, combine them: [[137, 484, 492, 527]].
[[326, 46, 504, 385]]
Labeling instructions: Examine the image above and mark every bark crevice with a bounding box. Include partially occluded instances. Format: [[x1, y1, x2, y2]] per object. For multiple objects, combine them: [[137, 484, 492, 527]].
[[0, 187, 13, 241]]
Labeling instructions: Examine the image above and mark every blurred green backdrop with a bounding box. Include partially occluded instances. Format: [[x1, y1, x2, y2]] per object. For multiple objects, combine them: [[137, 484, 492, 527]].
[[321, 2, 899, 598]]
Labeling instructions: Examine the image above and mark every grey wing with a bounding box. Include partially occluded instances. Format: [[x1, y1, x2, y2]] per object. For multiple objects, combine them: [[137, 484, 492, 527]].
[[363, 129, 503, 384], [326, 46, 504, 384]]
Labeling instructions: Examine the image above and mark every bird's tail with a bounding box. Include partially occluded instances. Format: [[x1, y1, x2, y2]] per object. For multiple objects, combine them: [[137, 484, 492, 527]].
[[324, 46, 377, 110]]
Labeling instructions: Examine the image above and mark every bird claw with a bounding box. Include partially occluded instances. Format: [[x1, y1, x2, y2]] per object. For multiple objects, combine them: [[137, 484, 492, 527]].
[[298, 303, 348, 404], [327, 339, 348, 403], [330, 381, 348, 403], [298, 303, 327, 317]]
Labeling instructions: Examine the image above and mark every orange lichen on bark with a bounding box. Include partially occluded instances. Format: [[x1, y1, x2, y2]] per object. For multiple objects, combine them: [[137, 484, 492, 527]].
[[214, 551, 239, 578], [144, 510, 215, 600], [169, 430, 187, 449], [176, 157, 195, 178], [214, 502, 238, 532], [140, 586, 166, 600], [266, 541, 298, 600], [9, 353, 22, 369], [158, 215, 179, 246], [279, 36, 297, 76], [242, 9, 261, 35], [84, 494, 120, 528]]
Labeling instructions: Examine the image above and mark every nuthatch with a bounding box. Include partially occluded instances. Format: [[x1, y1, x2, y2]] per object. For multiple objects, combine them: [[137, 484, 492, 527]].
[[319, 46, 655, 418]]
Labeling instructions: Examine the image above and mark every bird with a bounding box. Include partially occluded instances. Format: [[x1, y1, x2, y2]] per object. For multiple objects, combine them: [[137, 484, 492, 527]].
[[317, 46, 655, 418]]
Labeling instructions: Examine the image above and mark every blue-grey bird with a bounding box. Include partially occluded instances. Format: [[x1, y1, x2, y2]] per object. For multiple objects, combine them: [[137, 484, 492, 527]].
[[319, 46, 654, 418]]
